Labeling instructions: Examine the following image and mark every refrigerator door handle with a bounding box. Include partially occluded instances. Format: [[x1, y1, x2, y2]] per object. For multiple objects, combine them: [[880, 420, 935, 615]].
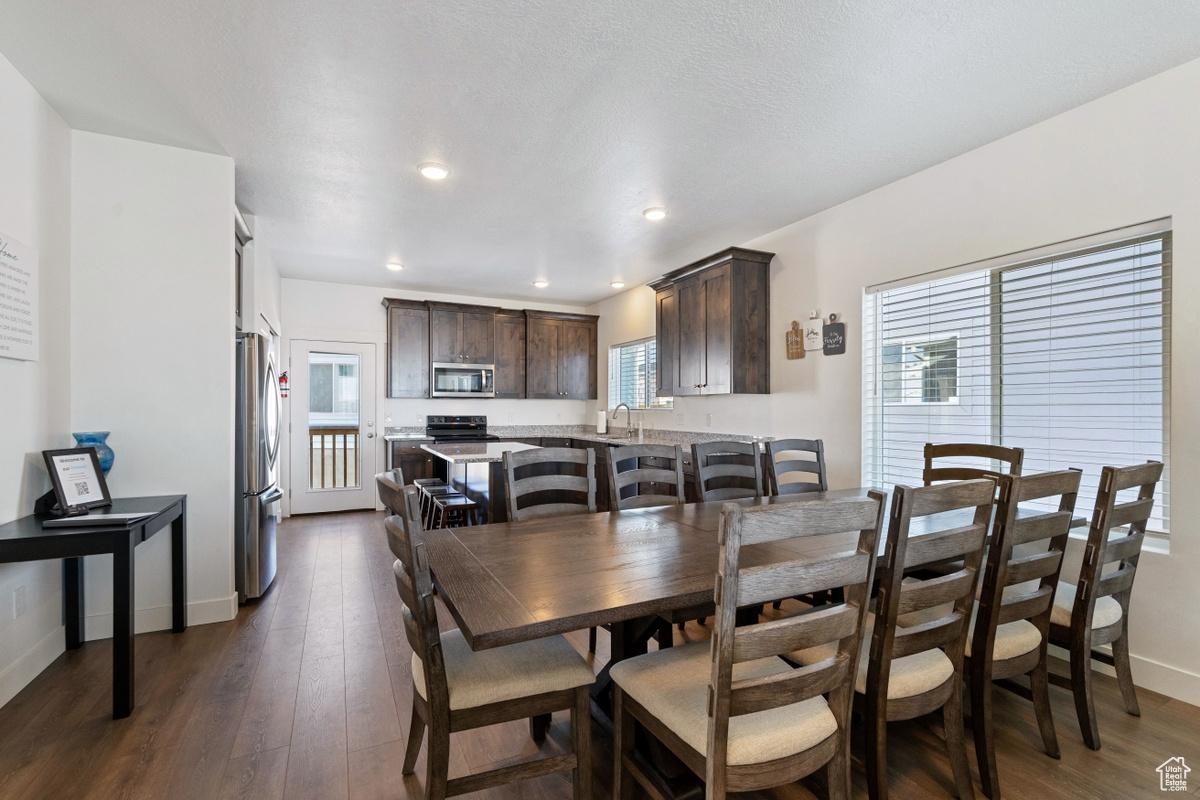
[[261, 486, 284, 505]]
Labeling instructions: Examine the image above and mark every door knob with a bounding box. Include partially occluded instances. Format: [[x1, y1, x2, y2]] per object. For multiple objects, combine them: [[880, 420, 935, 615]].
[[367, 432, 375, 439]]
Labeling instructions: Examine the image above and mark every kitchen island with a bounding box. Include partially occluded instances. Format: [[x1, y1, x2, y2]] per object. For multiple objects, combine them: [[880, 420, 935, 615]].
[[422, 441, 541, 524]]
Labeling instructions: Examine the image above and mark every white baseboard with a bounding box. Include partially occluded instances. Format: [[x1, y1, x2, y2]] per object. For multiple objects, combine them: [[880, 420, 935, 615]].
[[1048, 644, 1200, 706], [0, 627, 66, 708], [83, 592, 239, 641]]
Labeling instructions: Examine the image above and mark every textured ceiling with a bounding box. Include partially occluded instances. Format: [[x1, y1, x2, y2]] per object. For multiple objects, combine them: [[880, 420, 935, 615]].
[[2, 1, 1199, 304]]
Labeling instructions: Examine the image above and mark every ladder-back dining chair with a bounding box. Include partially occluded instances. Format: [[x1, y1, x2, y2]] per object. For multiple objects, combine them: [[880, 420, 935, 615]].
[[692, 441, 763, 501], [607, 443, 687, 509], [923, 443, 1024, 486], [502, 447, 597, 521], [967, 470, 1081, 799], [386, 486, 595, 799], [795, 479, 995, 800], [767, 438, 827, 495], [612, 493, 886, 799], [376, 468, 406, 514], [1047, 461, 1163, 751]]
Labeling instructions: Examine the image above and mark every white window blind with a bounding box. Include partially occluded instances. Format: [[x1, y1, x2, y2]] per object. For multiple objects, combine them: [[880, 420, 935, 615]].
[[608, 338, 672, 410], [863, 226, 1170, 531]]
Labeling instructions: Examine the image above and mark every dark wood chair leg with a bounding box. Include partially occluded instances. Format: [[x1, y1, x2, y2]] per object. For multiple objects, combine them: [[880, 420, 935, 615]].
[[425, 717, 450, 800], [944, 682, 976, 799], [1029, 657, 1060, 759], [865, 707, 889, 800], [572, 686, 592, 800], [403, 703, 425, 774], [1070, 637, 1101, 750], [613, 686, 635, 800], [654, 620, 672, 649], [530, 713, 551, 744], [826, 720, 852, 800], [588, 626, 597, 654], [970, 671, 999, 800], [1111, 631, 1141, 716]]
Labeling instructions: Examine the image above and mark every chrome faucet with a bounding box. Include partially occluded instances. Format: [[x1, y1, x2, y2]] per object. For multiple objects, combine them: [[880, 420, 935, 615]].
[[612, 403, 632, 436]]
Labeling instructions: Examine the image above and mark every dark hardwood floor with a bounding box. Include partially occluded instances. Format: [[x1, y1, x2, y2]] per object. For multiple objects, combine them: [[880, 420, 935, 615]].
[[0, 509, 1196, 799]]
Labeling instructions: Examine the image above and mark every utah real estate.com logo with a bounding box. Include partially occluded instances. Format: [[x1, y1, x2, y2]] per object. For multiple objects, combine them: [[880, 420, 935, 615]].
[[1158, 757, 1190, 791]]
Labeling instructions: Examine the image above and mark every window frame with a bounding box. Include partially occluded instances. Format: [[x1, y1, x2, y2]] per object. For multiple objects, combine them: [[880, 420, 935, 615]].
[[607, 336, 673, 411]]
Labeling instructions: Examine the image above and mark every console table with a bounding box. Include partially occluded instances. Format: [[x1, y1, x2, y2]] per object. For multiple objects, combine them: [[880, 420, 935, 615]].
[[0, 495, 187, 718]]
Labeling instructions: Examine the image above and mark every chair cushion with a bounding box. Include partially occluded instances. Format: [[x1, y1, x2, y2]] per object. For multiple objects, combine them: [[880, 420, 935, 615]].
[[790, 618, 955, 700], [412, 629, 594, 711], [609, 641, 837, 766], [964, 604, 1042, 661], [1050, 581, 1123, 630]]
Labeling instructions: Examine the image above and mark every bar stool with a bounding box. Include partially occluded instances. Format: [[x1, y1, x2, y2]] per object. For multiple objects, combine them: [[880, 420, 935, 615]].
[[414, 479, 448, 527], [432, 493, 479, 528]]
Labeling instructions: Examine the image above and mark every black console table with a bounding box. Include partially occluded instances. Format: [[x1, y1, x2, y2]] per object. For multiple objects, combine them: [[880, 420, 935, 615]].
[[0, 495, 187, 718]]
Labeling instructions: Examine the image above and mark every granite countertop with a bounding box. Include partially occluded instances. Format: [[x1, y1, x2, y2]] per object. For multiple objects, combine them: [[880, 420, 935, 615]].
[[384, 424, 769, 448], [421, 441, 541, 463]]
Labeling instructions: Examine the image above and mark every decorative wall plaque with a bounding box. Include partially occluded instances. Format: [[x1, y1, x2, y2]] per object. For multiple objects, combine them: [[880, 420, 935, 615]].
[[786, 321, 805, 359], [823, 313, 846, 356]]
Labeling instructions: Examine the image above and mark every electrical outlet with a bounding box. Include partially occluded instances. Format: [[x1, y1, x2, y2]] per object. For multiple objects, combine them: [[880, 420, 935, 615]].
[[507, 412, 515, 422], [13, 586, 26, 619], [706, 413, 713, 428], [385, 415, 392, 423]]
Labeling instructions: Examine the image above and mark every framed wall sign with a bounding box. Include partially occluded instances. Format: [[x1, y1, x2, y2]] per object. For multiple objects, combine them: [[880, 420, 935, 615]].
[[42, 448, 112, 511], [823, 313, 847, 356]]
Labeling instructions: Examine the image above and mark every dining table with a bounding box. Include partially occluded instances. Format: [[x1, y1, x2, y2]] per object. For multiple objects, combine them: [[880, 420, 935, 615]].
[[422, 488, 883, 716]]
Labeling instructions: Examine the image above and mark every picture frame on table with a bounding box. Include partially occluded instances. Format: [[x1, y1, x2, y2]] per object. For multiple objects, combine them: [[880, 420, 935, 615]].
[[42, 447, 113, 512]]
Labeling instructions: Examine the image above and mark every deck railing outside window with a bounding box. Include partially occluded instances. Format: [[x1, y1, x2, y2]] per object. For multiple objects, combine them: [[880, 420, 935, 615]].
[[308, 426, 359, 489]]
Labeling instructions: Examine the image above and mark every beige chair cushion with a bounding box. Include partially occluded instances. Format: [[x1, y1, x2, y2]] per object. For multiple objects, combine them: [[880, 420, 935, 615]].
[[609, 641, 837, 766], [963, 603, 1042, 661], [791, 618, 954, 700], [1050, 581, 1123, 630], [412, 628, 594, 711]]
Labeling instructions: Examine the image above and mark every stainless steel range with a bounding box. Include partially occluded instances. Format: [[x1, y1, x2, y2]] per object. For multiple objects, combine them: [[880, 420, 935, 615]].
[[425, 415, 500, 443]]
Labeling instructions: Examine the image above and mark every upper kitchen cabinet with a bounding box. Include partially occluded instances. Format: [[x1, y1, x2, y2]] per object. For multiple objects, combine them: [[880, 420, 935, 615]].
[[493, 310, 527, 399], [382, 298, 430, 398], [429, 302, 498, 364], [650, 247, 773, 396], [526, 311, 598, 399]]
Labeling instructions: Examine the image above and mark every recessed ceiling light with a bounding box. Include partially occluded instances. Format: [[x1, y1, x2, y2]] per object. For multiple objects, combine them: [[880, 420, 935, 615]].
[[642, 207, 667, 221], [610, 281, 626, 289], [417, 162, 450, 180], [532, 280, 549, 289], [386, 262, 404, 271]]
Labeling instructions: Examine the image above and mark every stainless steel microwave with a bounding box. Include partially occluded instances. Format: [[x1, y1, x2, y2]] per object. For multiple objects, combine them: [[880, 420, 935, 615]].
[[431, 362, 495, 397]]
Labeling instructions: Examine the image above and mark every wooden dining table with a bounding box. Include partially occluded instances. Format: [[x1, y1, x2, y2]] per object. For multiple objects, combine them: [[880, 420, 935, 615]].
[[422, 488, 882, 714]]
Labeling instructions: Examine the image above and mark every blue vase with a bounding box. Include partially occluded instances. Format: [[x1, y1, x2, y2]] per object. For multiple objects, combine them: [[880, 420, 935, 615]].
[[73, 431, 115, 475]]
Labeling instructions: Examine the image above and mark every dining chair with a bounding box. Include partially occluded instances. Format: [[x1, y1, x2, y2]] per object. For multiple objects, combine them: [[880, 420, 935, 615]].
[[611, 493, 886, 800], [795, 478, 994, 800], [606, 444, 686, 510], [766, 438, 827, 496], [386, 485, 595, 799], [966, 470, 1081, 799], [692, 441, 763, 501], [1047, 461, 1163, 751], [376, 468, 406, 514], [502, 447, 597, 521], [923, 443, 1024, 486]]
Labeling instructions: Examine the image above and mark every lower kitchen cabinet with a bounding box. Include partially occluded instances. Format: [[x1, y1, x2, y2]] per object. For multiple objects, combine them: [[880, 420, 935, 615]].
[[389, 441, 434, 484]]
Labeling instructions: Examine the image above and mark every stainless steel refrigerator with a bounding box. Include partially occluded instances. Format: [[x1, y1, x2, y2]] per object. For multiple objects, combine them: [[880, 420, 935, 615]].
[[235, 332, 282, 601]]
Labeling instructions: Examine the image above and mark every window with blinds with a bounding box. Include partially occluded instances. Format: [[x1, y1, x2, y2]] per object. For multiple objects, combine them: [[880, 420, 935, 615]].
[[863, 224, 1171, 531], [608, 338, 673, 410]]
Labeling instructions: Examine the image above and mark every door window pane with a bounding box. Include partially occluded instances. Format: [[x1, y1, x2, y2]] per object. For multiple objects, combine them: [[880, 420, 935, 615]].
[[308, 352, 361, 490]]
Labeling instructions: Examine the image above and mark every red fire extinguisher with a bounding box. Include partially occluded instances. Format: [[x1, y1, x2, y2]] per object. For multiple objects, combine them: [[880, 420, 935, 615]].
[[279, 371, 289, 398]]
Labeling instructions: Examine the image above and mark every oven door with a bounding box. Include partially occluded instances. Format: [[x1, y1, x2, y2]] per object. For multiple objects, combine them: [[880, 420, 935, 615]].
[[431, 363, 496, 397]]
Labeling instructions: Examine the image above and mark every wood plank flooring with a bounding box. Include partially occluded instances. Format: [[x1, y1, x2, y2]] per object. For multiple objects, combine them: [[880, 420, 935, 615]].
[[0, 509, 1197, 799]]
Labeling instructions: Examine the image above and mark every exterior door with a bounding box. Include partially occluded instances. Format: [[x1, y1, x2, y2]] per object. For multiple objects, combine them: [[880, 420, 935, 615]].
[[289, 340, 378, 514]]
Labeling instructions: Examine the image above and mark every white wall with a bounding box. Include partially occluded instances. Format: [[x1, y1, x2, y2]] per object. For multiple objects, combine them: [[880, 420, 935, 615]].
[[71, 131, 237, 635], [279, 278, 591, 513], [0, 52, 74, 706], [589, 57, 1200, 702]]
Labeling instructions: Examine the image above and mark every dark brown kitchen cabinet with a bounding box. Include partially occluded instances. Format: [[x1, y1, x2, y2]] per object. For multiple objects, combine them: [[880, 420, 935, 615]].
[[382, 298, 430, 398], [525, 312, 598, 399], [390, 440, 434, 483], [650, 247, 772, 396], [429, 302, 497, 364], [493, 310, 527, 398]]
